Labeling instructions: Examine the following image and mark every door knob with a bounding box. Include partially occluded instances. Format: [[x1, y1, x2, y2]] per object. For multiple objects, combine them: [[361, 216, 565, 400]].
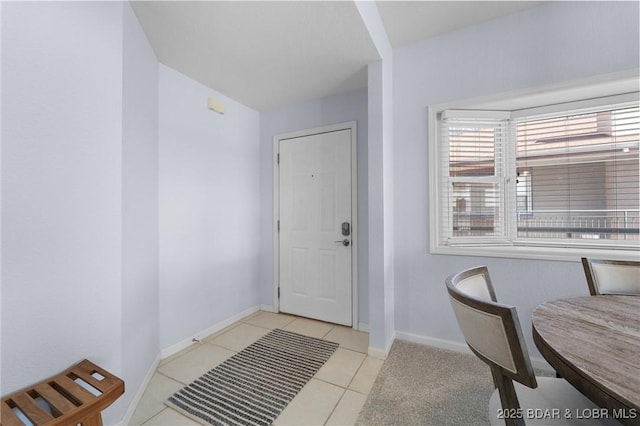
[[334, 239, 350, 247]]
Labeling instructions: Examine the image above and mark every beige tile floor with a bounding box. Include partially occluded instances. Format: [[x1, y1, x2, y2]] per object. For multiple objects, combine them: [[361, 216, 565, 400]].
[[129, 311, 383, 426]]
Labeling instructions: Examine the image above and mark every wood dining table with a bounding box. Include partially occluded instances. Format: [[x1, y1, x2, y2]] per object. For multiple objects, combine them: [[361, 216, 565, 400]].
[[532, 295, 640, 425]]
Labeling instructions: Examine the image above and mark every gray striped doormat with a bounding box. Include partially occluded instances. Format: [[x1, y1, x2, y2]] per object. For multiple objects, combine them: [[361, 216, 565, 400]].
[[166, 328, 339, 425]]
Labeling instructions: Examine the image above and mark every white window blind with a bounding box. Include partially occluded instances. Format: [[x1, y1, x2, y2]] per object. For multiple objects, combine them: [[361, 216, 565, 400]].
[[440, 112, 510, 245], [514, 103, 639, 243], [437, 99, 639, 249]]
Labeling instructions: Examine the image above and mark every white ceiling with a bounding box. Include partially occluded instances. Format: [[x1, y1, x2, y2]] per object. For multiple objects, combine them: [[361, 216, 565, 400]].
[[131, 1, 542, 112], [377, 1, 541, 47]]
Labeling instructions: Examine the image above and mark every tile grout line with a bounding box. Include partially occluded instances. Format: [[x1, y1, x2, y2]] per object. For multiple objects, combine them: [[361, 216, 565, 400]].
[[312, 375, 370, 397], [140, 407, 168, 426], [321, 324, 336, 339], [343, 354, 367, 393], [323, 386, 348, 425], [155, 369, 186, 384]]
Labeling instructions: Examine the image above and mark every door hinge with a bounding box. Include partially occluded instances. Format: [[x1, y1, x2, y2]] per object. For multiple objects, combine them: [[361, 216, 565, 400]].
[[277, 153, 280, 164], [277, 287, 280, 298], [277, 220, 280, 232]]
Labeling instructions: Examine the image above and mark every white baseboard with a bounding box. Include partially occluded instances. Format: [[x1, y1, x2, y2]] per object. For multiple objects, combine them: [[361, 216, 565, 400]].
[[368, 330, 396, 360], [160, 305, 260, 359], [395, 331, 554, 373], [367, 347, 386, 359], [117, 353, 161, 426], [396, 331, 469, 353], [259, 304, 274, 313]]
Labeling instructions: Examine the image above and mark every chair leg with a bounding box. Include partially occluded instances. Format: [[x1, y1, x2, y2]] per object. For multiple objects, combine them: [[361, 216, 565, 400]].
[[491, 366, 500, 389], [492, 368, 525, 426]]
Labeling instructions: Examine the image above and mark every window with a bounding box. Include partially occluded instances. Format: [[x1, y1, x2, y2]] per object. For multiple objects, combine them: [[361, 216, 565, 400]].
[[430, 89, 639, 259]]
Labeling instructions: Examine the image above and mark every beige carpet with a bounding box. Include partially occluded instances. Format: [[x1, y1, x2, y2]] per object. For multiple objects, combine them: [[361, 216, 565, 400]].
[[356, 340, 495, 426]]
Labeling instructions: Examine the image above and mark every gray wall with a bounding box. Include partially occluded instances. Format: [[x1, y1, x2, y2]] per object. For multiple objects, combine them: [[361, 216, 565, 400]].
[[392, 1, 639, 358], [259, 89, 369, 327]]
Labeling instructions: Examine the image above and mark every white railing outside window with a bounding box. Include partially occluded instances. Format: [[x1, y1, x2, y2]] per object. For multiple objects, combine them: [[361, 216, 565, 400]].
[[516, 209, 639, 241]]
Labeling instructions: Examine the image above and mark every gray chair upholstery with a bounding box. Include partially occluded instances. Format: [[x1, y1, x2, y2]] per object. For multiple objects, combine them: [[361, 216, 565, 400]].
[[446, 266, 614, 426], [581, 257, 640, 296]]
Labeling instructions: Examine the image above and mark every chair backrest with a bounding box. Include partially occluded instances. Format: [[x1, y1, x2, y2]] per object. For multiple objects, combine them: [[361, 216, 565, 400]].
[[581, 257, 640, 296], [446, 266, 537, 389]]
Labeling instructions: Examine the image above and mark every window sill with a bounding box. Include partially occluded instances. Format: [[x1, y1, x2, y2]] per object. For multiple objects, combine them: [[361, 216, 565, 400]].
[[430, 243, 639, 262]]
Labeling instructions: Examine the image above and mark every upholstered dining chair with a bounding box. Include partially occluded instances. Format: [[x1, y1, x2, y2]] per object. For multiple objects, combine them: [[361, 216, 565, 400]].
[[581, 257, 640, 296], [445, 266, 611, 426]]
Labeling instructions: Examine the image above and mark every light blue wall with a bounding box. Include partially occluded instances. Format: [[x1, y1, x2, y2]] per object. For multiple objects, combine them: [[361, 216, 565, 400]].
[[356, 0, 395, 353], [121, 2, 160, 418], [392, 1, 640, 358], [159, 65, 261, 348], [1, 3, 125, 423], [259, 89, 369, 327]]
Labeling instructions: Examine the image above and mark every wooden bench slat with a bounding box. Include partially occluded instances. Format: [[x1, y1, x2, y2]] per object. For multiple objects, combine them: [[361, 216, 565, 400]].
[[1, 400, 27, 426], [71, 369, 112, 394], [11, 393, 55, 425], [53, 375, 96, 405], [33, 382, 77, 415], [68, 371, 105, 395], [73, 361, 120, 392]]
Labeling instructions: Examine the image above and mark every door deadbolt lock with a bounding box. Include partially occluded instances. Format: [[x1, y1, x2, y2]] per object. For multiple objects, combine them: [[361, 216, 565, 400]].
[[341, 222, 351, 236], [334, 239, 350, 247]]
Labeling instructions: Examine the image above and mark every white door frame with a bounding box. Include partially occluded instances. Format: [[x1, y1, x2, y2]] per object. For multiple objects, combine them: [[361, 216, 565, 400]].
[[273, 121, 359, 329]]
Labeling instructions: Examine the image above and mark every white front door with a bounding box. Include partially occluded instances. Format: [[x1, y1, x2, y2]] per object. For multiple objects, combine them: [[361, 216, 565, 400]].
[[278, 128, 353, 326]]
